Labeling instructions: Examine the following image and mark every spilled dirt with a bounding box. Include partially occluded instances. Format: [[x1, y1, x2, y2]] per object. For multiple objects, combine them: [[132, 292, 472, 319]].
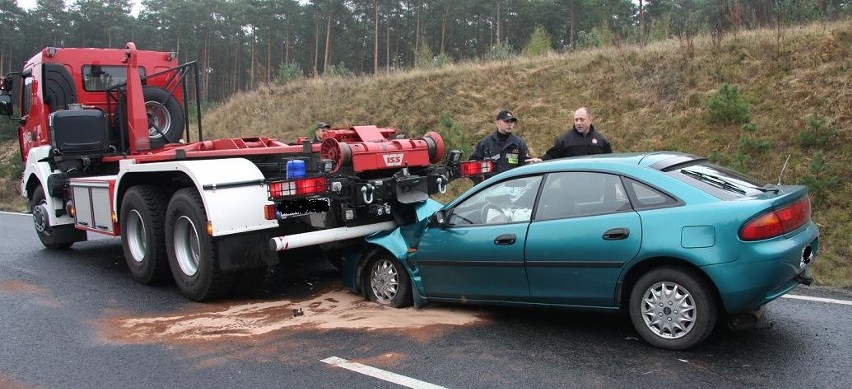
[[97, 288, 485, 346], [0, 280, 44, 294]]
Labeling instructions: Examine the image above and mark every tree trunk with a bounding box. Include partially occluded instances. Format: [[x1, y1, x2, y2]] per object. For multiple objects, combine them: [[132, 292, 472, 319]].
[[313, 18, 320, 76], [568, 0, 575, 50], [495, 0, 501, 45], [440, 2, 449, 55], [324, 10, 333, 73], [374, 0, 379, 74], [639, 0, 644, 46]]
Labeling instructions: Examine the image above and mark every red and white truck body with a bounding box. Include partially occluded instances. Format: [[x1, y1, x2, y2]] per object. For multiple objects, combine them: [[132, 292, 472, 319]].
[[0, 43, 483, 301]]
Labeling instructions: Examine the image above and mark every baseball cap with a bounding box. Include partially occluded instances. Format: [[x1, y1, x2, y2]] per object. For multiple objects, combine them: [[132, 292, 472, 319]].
[[496, 110, 517, 122], [316, 122, 331, 130]]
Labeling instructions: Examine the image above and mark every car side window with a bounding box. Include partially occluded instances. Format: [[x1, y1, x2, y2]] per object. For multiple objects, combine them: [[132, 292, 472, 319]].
[[449, 175, 541, 226], [623, 177, 681, 210], [535, 172, 630, 220]]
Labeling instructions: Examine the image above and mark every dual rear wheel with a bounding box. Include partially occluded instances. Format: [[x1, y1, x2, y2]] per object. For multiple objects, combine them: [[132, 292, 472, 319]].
[[120, 186, 263, 301]]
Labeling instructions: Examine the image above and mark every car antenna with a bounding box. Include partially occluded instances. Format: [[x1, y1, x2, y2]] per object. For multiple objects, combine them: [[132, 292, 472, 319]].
[[777, 154, 791, 185]]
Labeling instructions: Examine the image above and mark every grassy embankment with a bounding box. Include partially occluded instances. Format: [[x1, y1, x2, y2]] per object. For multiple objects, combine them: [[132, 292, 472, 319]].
[[1, 20, 849, 287]]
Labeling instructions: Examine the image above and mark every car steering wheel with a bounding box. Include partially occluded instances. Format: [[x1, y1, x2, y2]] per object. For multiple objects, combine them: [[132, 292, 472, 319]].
[[482, 204, 510, 224]]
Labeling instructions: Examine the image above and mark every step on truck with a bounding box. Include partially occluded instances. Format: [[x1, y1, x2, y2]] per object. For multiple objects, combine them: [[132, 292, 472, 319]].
[[0, 42, 482, 301]]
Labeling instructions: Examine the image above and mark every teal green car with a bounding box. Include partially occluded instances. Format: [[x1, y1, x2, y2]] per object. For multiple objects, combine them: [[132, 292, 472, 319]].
[[342, 152, 819, 350]]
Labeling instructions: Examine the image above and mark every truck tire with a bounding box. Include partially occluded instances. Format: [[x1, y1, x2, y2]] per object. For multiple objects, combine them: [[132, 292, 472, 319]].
[[29, 186, 85, 250], [120, 185, 170, 284], [144, 86, 185, 149], [165, 188, 233, 301]]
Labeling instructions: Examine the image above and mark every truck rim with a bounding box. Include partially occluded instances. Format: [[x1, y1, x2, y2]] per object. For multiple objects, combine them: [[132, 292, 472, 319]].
[[369, 258, 399, 304], [125, 209, 147, 263], [146, 101, 172, 138], [640, 281, 696, 339], [173, 215, 200, 276], [32, 203, 49, 233]]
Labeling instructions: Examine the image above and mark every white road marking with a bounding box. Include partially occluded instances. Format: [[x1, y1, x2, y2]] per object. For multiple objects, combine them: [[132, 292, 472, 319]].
[[0, 211, 29, 216], [783, 294, 852, 306], [321, 356, 447, 389]]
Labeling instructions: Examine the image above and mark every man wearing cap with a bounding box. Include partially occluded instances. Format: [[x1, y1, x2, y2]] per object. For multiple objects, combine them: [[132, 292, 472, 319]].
[[469, 110, 538, 182], [312, 122, 332, 143], [541, 107, 612, 160]]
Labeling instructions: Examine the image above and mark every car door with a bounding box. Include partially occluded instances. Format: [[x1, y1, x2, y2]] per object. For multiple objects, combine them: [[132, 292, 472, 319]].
[[525, 172, 641, 307], [412, 175, 542, 302]]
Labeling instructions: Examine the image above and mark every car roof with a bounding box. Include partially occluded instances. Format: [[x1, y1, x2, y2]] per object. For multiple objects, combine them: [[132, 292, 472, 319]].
[[506, 151, 704, 176]]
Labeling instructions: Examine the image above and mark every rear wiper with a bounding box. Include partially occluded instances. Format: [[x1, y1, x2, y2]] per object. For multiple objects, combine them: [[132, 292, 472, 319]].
[[681, 169, 747, 195]]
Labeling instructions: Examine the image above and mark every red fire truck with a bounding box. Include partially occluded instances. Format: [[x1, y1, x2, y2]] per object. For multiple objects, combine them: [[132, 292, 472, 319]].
[[0, 42, 489, 301]]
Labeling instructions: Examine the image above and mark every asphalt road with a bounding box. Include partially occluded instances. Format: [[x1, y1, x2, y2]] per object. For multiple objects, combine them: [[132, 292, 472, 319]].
[[1, 211, 851, 389]]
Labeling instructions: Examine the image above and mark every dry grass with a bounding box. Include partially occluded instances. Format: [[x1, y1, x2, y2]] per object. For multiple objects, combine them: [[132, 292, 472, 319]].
[[1, 20, 849, 287]]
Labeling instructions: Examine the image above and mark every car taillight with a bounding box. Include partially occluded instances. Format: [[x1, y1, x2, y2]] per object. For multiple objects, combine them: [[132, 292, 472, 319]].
[[459, 160, 494, 177], [740, 196, 811, 241], [268, 176, 327, 199]]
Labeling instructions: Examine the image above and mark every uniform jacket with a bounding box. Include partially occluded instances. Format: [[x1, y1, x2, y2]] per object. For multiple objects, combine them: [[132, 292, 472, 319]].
[[469, 131, 532, 180], [542, 125, 612, 160]]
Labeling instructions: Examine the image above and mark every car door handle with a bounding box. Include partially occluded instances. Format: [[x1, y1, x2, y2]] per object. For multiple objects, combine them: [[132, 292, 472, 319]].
[[603, 228, 630, 240], [494, 234, 516, 245]]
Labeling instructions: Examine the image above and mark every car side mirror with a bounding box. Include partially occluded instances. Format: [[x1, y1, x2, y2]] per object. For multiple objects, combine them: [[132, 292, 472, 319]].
[[431, 209, 450, 227]]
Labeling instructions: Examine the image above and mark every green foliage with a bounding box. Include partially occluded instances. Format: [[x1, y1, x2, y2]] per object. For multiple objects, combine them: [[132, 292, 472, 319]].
[[0, 150, 23, 179], [577, 23, 616, 48], [799, 151, 840, 206], [415, 43, 434, 69], [522, 26, 552, 58], [186, 100, 219, 125], [0, 119, 16, 141], [707, 84, 751, 124], [712, 122, 773, 172], [486, 42, 515, 61], [738, 123, 773, 154], [276, 63, 304, 85], [324, 63, 351, 78], [435, 113, 475, 159], [798, 116, 837, 148], [415, 43, 453, 70]]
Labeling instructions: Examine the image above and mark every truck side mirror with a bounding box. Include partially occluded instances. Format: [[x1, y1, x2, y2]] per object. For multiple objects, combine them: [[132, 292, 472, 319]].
[[0, 76, 12, 92], [0, 95, 12, 116]]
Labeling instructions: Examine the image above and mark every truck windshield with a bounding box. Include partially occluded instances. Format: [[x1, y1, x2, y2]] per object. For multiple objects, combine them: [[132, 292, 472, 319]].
[[82, 65, 146, 91]]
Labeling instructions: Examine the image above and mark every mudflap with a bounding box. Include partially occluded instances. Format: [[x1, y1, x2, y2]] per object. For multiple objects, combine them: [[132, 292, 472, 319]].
[[216, 229, 280, 271]]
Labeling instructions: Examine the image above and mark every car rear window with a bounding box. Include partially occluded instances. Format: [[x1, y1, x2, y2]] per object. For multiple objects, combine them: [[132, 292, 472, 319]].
[[661, 160, 769, 200]]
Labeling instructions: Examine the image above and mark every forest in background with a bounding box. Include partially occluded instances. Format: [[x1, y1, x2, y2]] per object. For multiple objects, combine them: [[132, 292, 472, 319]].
[[0, 0, 848, 102]]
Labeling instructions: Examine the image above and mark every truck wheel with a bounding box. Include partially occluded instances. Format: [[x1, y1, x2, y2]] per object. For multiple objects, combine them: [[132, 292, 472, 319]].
[[144, 86, 185, 148], [120, 186, 170, 284], [29, 186, 83, 250], [165, 188, 232, 301], [364, 253, 412, 308], [628, 267, 718, 350]]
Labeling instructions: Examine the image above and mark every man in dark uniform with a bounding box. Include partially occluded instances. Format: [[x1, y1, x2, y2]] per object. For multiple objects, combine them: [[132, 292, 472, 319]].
[[541, 107, 612, 160], [312, 122, 332, 143], [469, 110, 537, 182]]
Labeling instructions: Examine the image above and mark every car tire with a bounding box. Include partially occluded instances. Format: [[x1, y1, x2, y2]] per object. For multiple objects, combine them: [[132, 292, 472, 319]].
[[364, 253, 412, 308], [629, 267, 718, 350], [165, 188, 232, 301], [120, 185, 170, 284]]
